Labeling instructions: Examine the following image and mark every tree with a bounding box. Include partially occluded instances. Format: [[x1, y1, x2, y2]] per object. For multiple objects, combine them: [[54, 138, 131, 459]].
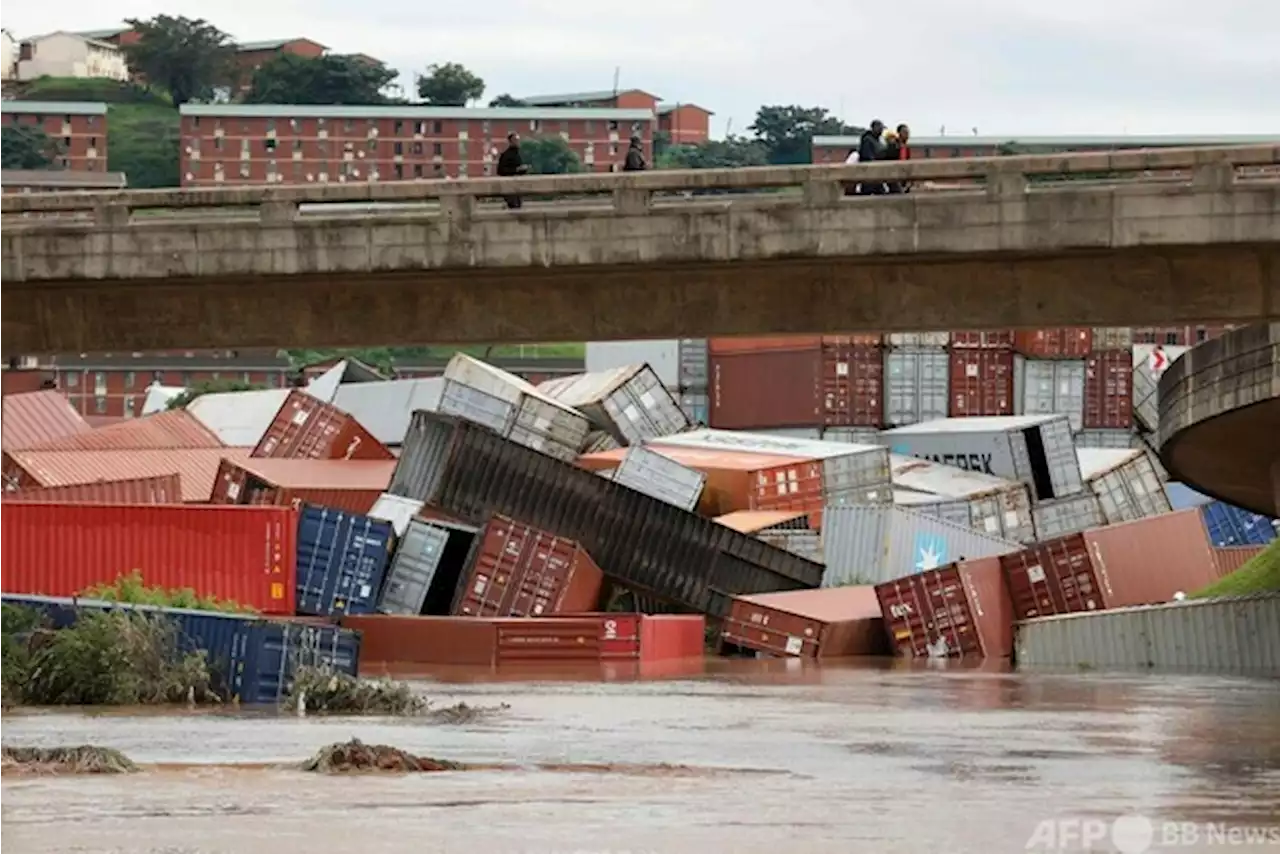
[[244, 54, 399, 105], [416, 62, 484, 106], [748, 105, 862, 165], [166, 378, 265, 410], [488, 93, 526, 107], [520, 136, 583, 175], [107, 103, 180, 189], [657, 136, 768, 170], [122, 16, 236, 106], [1, 124, 62, 169]]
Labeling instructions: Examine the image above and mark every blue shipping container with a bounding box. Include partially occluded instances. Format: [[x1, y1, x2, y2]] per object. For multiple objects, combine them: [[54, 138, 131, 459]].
[[1164, 483, 1278, 547], [296, 505, 394, 617]]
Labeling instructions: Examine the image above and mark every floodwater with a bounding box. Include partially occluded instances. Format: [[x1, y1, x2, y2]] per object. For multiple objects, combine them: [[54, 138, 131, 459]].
[[3, 660, 1280, 854]]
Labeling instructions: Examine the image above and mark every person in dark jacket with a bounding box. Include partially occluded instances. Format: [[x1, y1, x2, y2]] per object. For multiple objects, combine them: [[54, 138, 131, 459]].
[[496, 132, 527, 209], [883, 124, 911, 193], [623, 136, 646, 172], [855, 119, 887, 195]]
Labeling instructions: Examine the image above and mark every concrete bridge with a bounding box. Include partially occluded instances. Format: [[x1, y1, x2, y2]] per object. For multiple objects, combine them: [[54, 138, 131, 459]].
[[2, 145, 1278, 353]]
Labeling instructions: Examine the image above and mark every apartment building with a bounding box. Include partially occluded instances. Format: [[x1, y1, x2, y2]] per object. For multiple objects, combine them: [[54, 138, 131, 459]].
[[519, 88, 712, 144], [14, 31, 129, 82], [0, 100, 108, 171]]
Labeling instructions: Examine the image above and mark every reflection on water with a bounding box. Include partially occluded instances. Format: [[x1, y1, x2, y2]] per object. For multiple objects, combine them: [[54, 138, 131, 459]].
[[4, 660, 1279, 854]]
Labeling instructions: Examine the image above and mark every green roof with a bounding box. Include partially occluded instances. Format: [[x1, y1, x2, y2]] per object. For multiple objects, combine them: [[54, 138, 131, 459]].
[[1, 100, 109, 116], [179, 103, 655, 121], [812, 133, 1280, 148], [517, 89, 660, 106]]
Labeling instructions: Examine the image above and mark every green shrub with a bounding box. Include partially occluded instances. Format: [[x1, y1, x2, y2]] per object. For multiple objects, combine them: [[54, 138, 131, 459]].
[[80, 570, 257, 614]]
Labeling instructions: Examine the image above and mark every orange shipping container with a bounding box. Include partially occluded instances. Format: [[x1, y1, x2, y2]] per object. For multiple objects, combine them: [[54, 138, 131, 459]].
[[210, 457, 395, 515], [1211, 545, 1266, 579], [999, 509, 1219, 619], [252, 389, 394, 461], [452, 515, 605, 617], [2, 473, 184, 505], [721, 586, 888, 658], [949, 349, 1014, 417], [1012, 328, 1093, 359], [875, 557, 1015, 659], [709, 348, 822, 429], [708, 335, 823, 355], [821, 340, 883, 427]]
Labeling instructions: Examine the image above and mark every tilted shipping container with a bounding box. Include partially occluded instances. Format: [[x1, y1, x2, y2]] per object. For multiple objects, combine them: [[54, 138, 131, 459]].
[[875, 557, 1015, 659], [890, 454, 1035, 543], [1, 472, 183, 505], [883, 348, 949, 427], [331, 377, 446, 446], [0, 503, 297, 613], [1014, 357, 1085, 432], [608, 445, 707, 512], [252, 389, 394, 461], [210, 457, 394, 515], [295, 504, 394, 617], [377, 516, 481, 616], [1083, 350, 1133, 430], [821, 339, 883, 428], [1031, 492, 1106, 541], [186, 388, 294, 447], [537, 364, 689, 445], [581, 430, 621, 453], [719, 586, 887, 658], [1212, 545, 1267, 578], [999, 509, 1219, 619], [366, 492, 427, 537], [584, 339, 708, 390], [882, 414, 1083, 503], [709, 346, 823, 430], [1076, 447, 1170, 525], [949, 349, 1014, 417], [1165, 483, 1279, 546]]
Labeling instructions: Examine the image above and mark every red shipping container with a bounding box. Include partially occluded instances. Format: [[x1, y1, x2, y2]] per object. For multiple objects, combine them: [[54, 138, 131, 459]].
[[0, 502, 297, 613], [1210, 545, 1266, 579], [709, 348, 822, 429], [210, 457, 393, 515], [252, 389, 394, 461], [722, 586, 888, 658], [949, 349, 1014, 417], [709, 335, 822, 355], [822, 333, 883, 348], [821, 341, 883, 427], [875, 557, 1015, 659], [949, 330, 1014, 349], [999, 509, 1219, 619], [1083, 349, 1133, 429], [452, 515, 605, 617], [1013, 328, 1093, 359], [2, 473, 183, 505], [1132, 325, 1235, 347]]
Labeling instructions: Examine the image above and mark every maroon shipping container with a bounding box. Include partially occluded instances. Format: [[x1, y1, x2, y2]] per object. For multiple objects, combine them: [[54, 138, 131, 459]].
[[1131, 325, 1235, 347], [1211, 545, 1267, 579], [1083, 349, 1133, 429], [875, 557, 1015, 659], [2, 473, 183, 505], [0, 501, 298, 613], [452, 515, 605, 618], [950, 330, 1014, 349], [252, 389, 394, 461], [722, 586, 888, 658], [1013, 328, 1093, 359], [709, 347, 822, 429], [949, 349, 1014, 417], [821, 340, 883, 427], [210, 457, 393, 515], [999, 509, 1219, 619]]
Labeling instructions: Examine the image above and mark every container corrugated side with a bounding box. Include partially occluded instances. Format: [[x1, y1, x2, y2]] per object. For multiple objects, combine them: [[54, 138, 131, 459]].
[[1014, 593, 1280, 674], [1083, 350, 1134, 430], [377, 517, 481, 616], [896, 486, 1036, 544], [883, 349, 949, 427], [387, 412, 825, 614], [1212, 545, 1267, 578], [252, 389, 395, 461], [538, 365, 689, 445], [950, 331, 1014, 349], [1199, 501, 1279, 547], [821, 341, 883, 428], [1014, 357, 1085, 432], [295, 504, 394, 617], [1013, 328, 1093, 359], [438, 378, 588, 463], [756, 528, 824, 563], [1092, 327, 1134, 351], [581, 431, 621, 453], [874, 556, 1014, 659], [721, 586, 886, 658], [1, 502, 298, 613], [610, 445, 707, 512], [821, 504, 1023, 587], [1078, 448, 1171, 524], [709, 348, 822, 429], [584, 340, 709, 390], [750, 445, 892, 512], [1032, 493, 1106, 540], [948, 349, 1014, 417], [1, 472, 184, 505], [887, 332, 949, 348]]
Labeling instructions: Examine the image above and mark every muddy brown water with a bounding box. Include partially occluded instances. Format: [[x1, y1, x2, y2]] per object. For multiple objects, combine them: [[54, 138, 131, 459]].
[[3, 659, 1279, 853]]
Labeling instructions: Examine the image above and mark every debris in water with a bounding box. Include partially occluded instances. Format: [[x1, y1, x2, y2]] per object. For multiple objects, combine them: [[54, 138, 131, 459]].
[[1, 745, 138, 775], [301, 739, 464, 773], [283, 667, 510, 721], [427, 701, 511, 725]]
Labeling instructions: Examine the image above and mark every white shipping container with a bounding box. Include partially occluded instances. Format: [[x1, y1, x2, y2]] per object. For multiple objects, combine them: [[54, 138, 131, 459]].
[[1131, 344, 1191, 432], [333, 377, 445, 445], [581, 430, 621, 453], [187, 388, 293, 447], [890, 454, 1036, 543], [881, 414, 1083, 503], [887, 332, 950, 348], [610, 445, 707, 512], [366, 492, 426, 537], [884, 349, 950, 427], [821, 504, 1023, 587], [1031, 492, 1106, 540], [1077, 447, 1171, 524], [538, 364, 690, 446], [584, 339, 708, 390], [438, 379, 588, 462], [1073, 428, 1135, 449], [757, 529, 824, 563], [1014, 357, 1085, 432], [1015, 593, 1280, 673], [822, 426, 881, 445]]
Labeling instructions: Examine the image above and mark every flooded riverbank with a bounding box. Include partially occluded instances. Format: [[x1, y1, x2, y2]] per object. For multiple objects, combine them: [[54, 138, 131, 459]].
[[4, 661, 1279, 853]]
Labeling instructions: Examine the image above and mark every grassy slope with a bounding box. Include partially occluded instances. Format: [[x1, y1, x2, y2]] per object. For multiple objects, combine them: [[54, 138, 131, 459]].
[[1192, 538, 1280, 598]]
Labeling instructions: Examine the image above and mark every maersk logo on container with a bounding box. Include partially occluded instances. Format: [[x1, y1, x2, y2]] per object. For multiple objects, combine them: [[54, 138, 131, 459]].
[[899, 450, 997, 475], [913, 532, 948, 572]]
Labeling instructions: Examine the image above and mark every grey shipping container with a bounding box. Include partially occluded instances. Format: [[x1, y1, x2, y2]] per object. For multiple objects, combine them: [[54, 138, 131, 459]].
[[387, 412, 825, 614], [1131, 344, 1191, 433], [821, 504, 1023, 587], [681, 390, 709, 425], [438, 374, 588, 462], [1014, 593, 1280, 674], [881, 414, 1083, 503], [1031, 492, 1106, 540], [1077, 447, 1171, 525], [1091, 327, 1134, 351], [757, 529, 824, 563], [538, 364, 690, 445], [1074, 428, 1136, 449], [584, 339, 708, 390], [610, 445, 707, 511], [378, 516, 482, 616], [884, 349, 950, 427], [1014, 357, 1085, 432], [887, 332, 950, 348], [367, 492, 426, 537], [581, 430, 621, 453], [822, 426, 881, 445], [891, 454, 1036, 543]]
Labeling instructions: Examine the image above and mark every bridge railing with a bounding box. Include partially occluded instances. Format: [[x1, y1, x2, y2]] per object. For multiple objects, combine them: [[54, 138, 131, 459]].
[[2, 144, 1276, 225]]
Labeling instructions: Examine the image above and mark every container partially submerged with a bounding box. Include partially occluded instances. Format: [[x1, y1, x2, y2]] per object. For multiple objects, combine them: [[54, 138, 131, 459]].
[[874, 557, 1014, 659], [537, 364, 689, 445], [889, 453, 1035, 543], [295, 504, 394, 617], [719, 586, 887, 658]]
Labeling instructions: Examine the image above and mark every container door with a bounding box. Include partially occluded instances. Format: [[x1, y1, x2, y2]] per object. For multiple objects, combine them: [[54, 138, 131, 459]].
[[378, 520, 453, 616], [603, 368, 690, 443]]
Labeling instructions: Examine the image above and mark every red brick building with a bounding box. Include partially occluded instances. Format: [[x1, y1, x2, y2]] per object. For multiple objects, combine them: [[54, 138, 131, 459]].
[[177, 103, 657, 185], [518, 89, 712, 145], [657, 103, 713, 145], [231, 38, 327, 93], [811, 133, 1280, 164], [0, 100, 108, 171]]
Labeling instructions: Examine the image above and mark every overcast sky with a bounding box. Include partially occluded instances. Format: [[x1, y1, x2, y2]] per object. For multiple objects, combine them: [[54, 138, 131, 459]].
[[8, 0, 1280, 138]]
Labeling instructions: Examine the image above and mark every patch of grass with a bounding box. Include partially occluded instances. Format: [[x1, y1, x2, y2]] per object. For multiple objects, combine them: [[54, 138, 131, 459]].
[[1191, 539, 1280, 599], [1, 745, 138, 775], [301, 739, 463, 773], [12, 76, 171, 106], [80, 570, 258, 614]]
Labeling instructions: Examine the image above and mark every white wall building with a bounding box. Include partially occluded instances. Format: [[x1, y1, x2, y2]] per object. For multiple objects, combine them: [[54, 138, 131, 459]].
[[0, 30, 17, 81], [16, 31, 129, 82]]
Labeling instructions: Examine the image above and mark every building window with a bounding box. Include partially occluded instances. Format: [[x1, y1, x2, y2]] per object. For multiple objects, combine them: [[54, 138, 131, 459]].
[[394, 164, 403, 179], [94, 396, 107, 414], [367, 138, 378, 153], [415, 120, 427, 135], [93, 372, 107, 396], [394, 141, 403, 155], [343, 119, 354, 133], [124, 371, 136, 389], [394, 120, 404, 134], [265, 138, 277, 152], [290, 119, 300, 133], [432, 142, 442, 156], [181, 371, 192, 385], [123, 396, 136, 418], [214, 136, 224, 151], [65, 372, 79, 387], [584, 120, 595, 134], [432, 120, 443, 134], [413, 163, 423, 178], [412, 141, 423, 155]]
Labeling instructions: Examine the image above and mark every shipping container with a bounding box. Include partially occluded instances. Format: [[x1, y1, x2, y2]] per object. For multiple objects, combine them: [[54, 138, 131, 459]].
[[537, 364, 689, 445], [1212, 545, 1267, 578], [453, 515, 605, 618], [1014, 357, 1085, 432], [709, 347, 822, 429], [252, 389, 394, 461], [608, 445, 707, 512], [584, 339, 708, 390], [1200, 501, 1279, 547], [186, 388, 294, 447], [883, 414, 1082, 503], [950, 330, 1014, 349], [210, 457, 395, 515], [887, 332, 949, 348], [366, 492, 427, 537], [884, 348, 950, 427], [1092, 327, 1134, 351], [719, 586, 888, 658], [26, 409, 224, 452], [332, 377, 446, 446], [2, 472, 184, 505], [949, 349, 1014, 417], [890, 454, 1036, 543], [1076, 447, 1170, 524], [821, 340, 883, 427], [387, 412, 825, 615], [1132, 325, 1235, 347], [581, 431, 621, 453], [1073, 428, 1136, 449], [999, 509, 1219, 619], [821, 504, 1022, 587], [1083, 350, 1133, 430], [874, 557, 1015, 659], [1031, 492, 1107, 541], [716, 510, 824, 562], [1013, 593, 1280, 674], [709, 335, 823, 354], [378, 517, 483, 615], [822, 426, 882, 445], [1, 390, 91, 452], [1013, 328, 1093, 359], [680, 390, 709, 425], [3, 447, 244, 503], [1131, 344, 1191, 433], [1, 503, 298, 613], [295, 504, 394, 617]]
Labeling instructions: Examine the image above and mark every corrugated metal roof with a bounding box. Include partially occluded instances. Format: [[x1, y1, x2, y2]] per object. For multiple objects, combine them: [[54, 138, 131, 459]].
[[332, 378, 444, 445], [179, 103, 656, 121], [812, 133, 1280, 148], [1077, 447, 1142, 480], [883, 414, 1064, 435], [232, 457, 397, 489], [518, 88, 660, 105], [890, 453, 1021, 498], [715, 510, 808, 533], [0, 100, 109, 115], [2, 391, 92, 452], [27, 409, 224, 452], [7, 447, 250, 502], [186, 388, 293, 446]]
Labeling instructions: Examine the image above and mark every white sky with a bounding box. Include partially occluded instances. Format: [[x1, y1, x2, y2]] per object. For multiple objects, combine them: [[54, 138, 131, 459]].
[[7, 0, 1280, 138]]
